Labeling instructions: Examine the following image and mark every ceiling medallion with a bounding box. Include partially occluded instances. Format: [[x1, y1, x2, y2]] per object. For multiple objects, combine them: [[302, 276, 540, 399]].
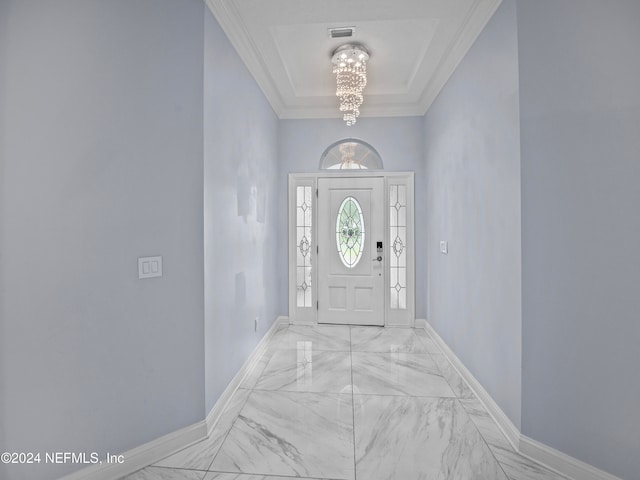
[[331, 44, 369, 126]]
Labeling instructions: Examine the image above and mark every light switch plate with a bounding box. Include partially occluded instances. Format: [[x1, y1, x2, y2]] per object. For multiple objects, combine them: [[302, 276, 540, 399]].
[[440, 241, 448, 254], [138, 256, 162, 279]]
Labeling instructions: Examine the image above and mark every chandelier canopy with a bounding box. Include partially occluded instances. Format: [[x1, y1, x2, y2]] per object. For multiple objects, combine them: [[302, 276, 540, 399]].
[[331, 44, 369, 126]]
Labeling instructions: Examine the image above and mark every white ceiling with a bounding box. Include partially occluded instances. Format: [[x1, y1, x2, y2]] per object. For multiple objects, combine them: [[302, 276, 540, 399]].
[[205, 0, 502, 119]]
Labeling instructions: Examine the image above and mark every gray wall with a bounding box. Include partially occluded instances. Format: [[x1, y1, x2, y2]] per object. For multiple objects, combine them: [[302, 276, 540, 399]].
[[0, 0, 7, 460], [0, 1, 205, 478], [203, 10, 280, 412], [2, 1, 637, 479], [423, 0, 522, 428], [277, 117, 426, 318], [517, 1, 640, 477]]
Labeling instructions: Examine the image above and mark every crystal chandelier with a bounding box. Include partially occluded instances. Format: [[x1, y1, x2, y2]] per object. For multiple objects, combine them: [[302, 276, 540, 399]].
[[331, 44, 369, 126]]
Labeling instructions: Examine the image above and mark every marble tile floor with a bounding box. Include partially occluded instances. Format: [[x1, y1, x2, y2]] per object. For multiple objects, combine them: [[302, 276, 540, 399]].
[[123, 325, 569, 480]]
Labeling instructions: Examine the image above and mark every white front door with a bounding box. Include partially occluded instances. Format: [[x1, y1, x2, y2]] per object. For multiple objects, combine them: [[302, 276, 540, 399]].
[[317, 177, 384, 325]]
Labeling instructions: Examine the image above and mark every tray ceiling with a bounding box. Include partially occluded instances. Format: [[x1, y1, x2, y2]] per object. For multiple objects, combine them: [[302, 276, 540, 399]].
[[205, 0, 502, 119]]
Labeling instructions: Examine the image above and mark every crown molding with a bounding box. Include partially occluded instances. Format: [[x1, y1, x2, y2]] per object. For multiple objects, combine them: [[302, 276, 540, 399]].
[[205, 0, 287, 117], [278, 104, 426, 120], [418, 0, 503, 113], [205, 0, 503, 119]]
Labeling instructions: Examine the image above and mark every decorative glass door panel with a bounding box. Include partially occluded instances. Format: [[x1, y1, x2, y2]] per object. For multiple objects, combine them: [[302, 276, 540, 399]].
[[389, 185, 407, 309], [336, 196, 365, 268], [296, 186, 313, 307]]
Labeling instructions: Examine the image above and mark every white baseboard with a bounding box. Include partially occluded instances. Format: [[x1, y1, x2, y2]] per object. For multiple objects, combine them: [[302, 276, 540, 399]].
[[422, 321, 521, 450], [419, 320, 623, 480], [59, 315, 288, 480], [519, 435, 622, 480], [58, 421, 207, 480], [205, 315, 288, 432]]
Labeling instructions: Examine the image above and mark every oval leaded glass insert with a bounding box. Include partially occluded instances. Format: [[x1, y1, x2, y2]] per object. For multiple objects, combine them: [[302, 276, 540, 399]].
[[336, 196, 365, 268]]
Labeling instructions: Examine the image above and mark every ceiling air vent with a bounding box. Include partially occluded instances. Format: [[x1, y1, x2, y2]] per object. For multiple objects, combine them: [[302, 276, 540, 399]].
[[328, 27, 355, 39]]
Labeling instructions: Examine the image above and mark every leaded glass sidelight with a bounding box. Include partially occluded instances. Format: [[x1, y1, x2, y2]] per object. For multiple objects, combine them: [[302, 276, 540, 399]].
[[336, 196, 365, 268], [296, 186, 312, 307], [390, 185, 407, 309]]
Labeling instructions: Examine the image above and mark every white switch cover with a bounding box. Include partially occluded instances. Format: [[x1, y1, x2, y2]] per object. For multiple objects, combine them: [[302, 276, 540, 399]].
[[138, 256, 162, 279], [440, 241, 448, 254]]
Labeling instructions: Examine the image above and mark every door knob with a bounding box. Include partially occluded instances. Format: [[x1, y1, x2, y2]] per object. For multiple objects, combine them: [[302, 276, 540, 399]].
[[373, 256, 382, 262]]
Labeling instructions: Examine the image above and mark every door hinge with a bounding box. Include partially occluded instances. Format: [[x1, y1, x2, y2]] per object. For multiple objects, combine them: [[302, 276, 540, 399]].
[[316, 300, 319, 310], [316, 245, 319, 254], [316, 188, 318, 197]]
